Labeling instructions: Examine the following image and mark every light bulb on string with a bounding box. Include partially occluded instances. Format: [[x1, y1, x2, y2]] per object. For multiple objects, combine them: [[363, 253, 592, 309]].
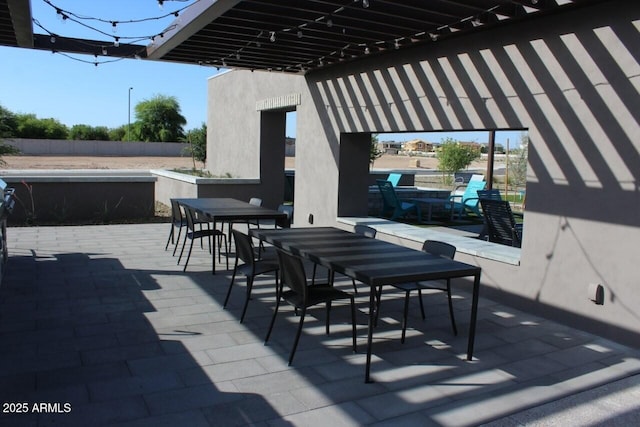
[[102, 46, 107, 55], [50, 35, 56, 43], [269, 31, 276, 42], [297, 29, 303, 38], [327, 17, 333, 27], [111, 21, 117, 33], [363, 0, 370, 8], [158, 0, 164, 10], [114, 37, 120, 47]]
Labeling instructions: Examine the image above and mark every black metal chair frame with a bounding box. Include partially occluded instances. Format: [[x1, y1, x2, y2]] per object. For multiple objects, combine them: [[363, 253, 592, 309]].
[[224, 229, 279, 323], [177, 206, 228, 273], [265, 249, 357, 366], [479, 198, 523, 248], [376, 240, 457, 343]]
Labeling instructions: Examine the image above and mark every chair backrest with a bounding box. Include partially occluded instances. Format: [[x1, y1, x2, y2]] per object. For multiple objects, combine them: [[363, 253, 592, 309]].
[[171, 200, 183, 223], [183, 206, 198, 231], [276, 249, 308, 300], [354, 224, 377, 238], [249, 198, 263, 207], [422, 240, 456, 259], [479, 199, 522, 247], [278, 204, 293, 220], [376, 179, 400, 209], [387, 173, 402, 187], [231, 229, 256, 265], [461, 180, 487, 207], [477, 189, 502, 201]]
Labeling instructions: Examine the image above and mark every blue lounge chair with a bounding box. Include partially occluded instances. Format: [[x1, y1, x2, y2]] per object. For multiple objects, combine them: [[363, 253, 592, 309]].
[[447, 180, 486, 219], [387, 173, 402, 187], [376, 180, 421, 222]]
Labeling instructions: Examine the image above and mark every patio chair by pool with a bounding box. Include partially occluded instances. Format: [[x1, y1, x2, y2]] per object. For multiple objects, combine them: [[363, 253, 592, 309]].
[[480, 198, 523, 248], [376, 180, 421, 222], [447, 180, 486, 219], [387, 173, 402, 187], [265, 248, 357, 366], [224, 229, 279, 323], [177, 206, 228, 273], [375, 240, 457, 343]]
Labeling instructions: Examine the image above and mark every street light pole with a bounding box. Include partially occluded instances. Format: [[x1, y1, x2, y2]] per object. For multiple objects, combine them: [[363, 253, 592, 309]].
[[128, 87, 133, 142]]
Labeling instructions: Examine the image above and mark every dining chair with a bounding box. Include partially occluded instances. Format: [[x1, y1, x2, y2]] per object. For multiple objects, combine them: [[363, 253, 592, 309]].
[[224, 229, 279, 323], [177, 206, 228, 273], [265, 248, 357, 366], [376, 240, 457, 343], [165, 199, 186, 255]]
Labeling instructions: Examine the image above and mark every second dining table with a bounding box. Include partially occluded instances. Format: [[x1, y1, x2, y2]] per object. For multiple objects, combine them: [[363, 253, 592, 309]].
[[173, 197, 289, 273], [250, 226, 482, 383]]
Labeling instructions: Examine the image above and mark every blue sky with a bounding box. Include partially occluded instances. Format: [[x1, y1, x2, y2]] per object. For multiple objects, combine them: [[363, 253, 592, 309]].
[[1, 0, 525, 146], [1, 0, 218, 131]]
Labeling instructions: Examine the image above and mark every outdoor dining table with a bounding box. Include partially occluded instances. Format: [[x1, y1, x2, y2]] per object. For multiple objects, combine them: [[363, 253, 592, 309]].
[[250, 226, 482, 383], [173, 197, 289, 273]]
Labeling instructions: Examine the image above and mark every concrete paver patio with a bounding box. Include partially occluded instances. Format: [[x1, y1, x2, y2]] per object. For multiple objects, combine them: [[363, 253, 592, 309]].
[[1, 223, 639, 426]]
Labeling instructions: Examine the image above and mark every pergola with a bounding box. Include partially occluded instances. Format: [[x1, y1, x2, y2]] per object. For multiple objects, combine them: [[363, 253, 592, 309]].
[[1, 0, 601, 73]]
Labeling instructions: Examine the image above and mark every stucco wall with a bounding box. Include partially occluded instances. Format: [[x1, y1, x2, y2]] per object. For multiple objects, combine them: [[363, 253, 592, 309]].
[[207, 1, 640, 346]]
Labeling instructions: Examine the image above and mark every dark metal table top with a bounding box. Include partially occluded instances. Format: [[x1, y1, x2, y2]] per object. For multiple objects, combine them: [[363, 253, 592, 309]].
[[174, 198, 288, 224]]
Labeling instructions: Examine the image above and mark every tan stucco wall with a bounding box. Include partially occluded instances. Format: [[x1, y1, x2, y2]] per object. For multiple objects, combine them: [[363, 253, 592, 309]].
[[207, 1, 640, 346]]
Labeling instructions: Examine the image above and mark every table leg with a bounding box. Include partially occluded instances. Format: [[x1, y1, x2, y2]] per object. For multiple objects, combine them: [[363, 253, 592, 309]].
[[211, 219, 217, 275], [466, 272, 481, 360], [365, 285, 375, 383]]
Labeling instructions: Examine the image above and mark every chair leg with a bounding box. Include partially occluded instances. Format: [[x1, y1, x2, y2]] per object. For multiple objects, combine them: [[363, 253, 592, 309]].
[[223, 262, 239, 308], [182, 238, 195, 272], [446, 280, 458, 336], [417, 288, 426, 319], [374, 285, 383, 327], [349, 296, 357, 352], [177, 232, 188, 264], [288, 306, 307, 366], [264, 281, 283, 344], [351, 278, 359, 295], [165, 224, 174, 250], [172, 226, 183, 256], [325, 301, 332, 335], [401, 290, 411, 343], [240, 276, 254, 323]]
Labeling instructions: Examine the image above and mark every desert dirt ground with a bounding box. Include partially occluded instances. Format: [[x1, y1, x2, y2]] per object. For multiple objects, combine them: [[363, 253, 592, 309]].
[[1, 154, 488, 171]]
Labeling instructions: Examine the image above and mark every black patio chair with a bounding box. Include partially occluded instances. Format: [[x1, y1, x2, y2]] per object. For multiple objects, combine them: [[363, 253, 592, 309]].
[[224, 229, 279, 323], [479, 198, 523, 248], [177, 206, 228, 273], [165, 199, 186, 255], [264, 248, 357, 366], [376, 240, 457, 343]]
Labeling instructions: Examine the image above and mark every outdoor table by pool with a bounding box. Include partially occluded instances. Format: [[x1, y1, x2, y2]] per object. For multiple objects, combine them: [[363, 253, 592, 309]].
[[250, 226, 482, 383], [174, 198, 289, 273]]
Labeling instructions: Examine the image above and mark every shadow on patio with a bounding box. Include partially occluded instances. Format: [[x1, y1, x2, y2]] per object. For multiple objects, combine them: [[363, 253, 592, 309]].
[[1, 223, 638, 426]]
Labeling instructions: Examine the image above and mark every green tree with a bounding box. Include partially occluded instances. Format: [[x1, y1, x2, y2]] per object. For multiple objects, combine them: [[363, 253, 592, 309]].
[[436, 138, 481, 183], [0, 105, 18, 138], [183, 123, 207, 168], [69, 124, 110, 140], [15, 114, 68, 139], [108, 126, 127, 141], [370, 133, 383, 166], [134, 94, 186, 142], [509, 133, 529, 189]]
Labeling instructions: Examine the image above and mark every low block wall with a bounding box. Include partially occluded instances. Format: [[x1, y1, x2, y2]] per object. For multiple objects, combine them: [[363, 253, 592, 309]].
[[2, 171, 156, 224]]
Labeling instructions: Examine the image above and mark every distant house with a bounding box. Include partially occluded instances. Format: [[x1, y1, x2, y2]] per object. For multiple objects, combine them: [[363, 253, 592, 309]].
[[403, 139, 434, 153], [378, 140, 403, 154]]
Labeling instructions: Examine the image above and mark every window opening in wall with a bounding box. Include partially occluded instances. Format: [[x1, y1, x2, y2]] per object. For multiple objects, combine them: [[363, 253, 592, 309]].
[[372, 129, 528, 249], [284, 111, 296, 205]]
